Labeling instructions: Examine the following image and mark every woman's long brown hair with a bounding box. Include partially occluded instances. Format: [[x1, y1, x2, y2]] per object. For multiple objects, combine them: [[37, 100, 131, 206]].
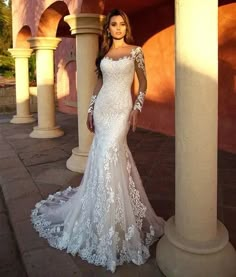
[[96, 9, 134, 78]]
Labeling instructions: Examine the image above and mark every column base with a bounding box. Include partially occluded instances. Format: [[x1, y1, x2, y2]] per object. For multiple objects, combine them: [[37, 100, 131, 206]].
[[156, 217, 236, 277], [30, 125, 64, 138], [10, 114, 36, 124], [66, 147, 88, 173]]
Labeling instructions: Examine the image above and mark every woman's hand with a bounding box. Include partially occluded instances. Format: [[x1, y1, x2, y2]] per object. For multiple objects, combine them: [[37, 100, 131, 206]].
[[87, 113, 95, 133], [129, 109, 139, 132]]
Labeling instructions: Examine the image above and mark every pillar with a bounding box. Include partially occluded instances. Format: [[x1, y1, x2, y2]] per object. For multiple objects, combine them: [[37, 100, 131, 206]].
[[8, 48, 36, 124], [64, 14, 105, 172], [156, 0, 236, 276], [27, 37, 64, 138]]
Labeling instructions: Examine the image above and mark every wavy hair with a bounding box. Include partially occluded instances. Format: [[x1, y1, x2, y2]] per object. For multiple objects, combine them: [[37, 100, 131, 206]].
[[96, 9, 134, 78]]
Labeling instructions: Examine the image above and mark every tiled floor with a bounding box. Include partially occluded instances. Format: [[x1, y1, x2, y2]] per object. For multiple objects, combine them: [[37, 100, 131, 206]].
[[0, 112, 235, 276]]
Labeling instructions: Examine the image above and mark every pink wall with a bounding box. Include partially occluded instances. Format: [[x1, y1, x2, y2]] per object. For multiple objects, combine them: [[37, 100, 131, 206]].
[[218, 3, 236, 153], [55, 38, 77, 115], [130, 2, 175, 136]]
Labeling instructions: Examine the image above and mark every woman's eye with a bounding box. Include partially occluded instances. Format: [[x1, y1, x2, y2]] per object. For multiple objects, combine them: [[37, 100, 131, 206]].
[[110, 22, 126, 27]]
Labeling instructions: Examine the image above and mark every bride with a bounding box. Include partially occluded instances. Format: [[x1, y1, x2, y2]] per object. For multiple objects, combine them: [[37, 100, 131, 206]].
[[31, 8, 165, 273]]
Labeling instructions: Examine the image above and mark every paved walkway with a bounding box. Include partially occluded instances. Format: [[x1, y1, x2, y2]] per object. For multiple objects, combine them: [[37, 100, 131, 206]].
[[0, 112, 235, 277], [0, 188, 27, 277]]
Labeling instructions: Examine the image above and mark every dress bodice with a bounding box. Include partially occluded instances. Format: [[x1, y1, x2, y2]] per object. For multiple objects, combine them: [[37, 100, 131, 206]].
[[87, 46, 147, 115], [94, 47, 147, 114], [101, 55, 135, 92]]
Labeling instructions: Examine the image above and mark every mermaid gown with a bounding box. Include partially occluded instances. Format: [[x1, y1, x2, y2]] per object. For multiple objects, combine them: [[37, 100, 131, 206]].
[[31, 46, 165, 273]]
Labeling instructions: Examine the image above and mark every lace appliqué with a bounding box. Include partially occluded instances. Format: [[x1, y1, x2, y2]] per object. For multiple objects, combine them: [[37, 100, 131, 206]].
[[125, 149, 147, 230], [31, 186, 77, 249], [132, 47, 147, 112], [133, 47, 146, 77], [88, 95, 97, 114], [133, 91, 146, 112]]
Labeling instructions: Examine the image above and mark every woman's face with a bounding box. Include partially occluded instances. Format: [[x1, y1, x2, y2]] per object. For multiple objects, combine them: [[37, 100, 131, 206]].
[[108, 15, 127, 40]]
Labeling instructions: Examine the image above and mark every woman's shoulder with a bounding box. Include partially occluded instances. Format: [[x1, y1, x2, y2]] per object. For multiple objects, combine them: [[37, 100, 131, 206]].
[[129, 45, 144, 57]]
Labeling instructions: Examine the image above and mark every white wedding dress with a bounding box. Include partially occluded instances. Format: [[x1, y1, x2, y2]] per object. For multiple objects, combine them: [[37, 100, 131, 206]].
[[31, 46, 165, 273]]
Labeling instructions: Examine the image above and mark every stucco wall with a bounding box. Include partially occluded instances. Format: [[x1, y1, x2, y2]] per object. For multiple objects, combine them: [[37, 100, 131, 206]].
[[55, 37, 77, 115], [218, 3, 236, 153], [131, 2, 236, 153], [130, 2, 175, 136]]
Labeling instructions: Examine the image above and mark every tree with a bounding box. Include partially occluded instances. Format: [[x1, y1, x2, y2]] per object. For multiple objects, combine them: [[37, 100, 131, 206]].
[[0, 0, 13, 76], [0, 0, 12, 55]]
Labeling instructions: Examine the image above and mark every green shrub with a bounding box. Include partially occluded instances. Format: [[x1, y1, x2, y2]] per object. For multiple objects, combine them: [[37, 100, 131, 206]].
[[29, 53, 36, 85], [2, 70, 14, 77], [0, 54, 14, 74]]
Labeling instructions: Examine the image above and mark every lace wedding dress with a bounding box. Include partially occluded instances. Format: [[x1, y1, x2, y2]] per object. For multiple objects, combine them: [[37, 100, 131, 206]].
[[31, 46, 165, 273]]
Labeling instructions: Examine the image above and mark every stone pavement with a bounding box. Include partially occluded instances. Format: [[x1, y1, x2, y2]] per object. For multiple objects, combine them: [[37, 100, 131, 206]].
[[0, 188, 27, 277], [0, 112, 235, 277]]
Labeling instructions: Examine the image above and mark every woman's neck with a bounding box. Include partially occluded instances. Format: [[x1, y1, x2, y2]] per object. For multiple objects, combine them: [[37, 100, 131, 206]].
[[111, 39, 127, 49]]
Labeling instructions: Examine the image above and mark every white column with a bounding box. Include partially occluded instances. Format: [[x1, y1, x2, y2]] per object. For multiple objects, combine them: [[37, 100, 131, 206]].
[[8, 48, 36, 124], [156, 1, 236, 276], [27, 37, 64, 138], [64, 14, 105, 172]]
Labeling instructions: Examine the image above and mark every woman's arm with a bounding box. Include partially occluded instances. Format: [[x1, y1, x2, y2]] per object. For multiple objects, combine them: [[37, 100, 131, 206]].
[[129, 47, 147, 132], [87, 77, 103, 113], [87, 77, 103, 132], [133, 47, 147, 112]]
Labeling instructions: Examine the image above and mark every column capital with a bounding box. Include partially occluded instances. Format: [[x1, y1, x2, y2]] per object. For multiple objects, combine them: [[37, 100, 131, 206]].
[[8, 48, 33, 58], [64, 13, 105, 35], [27, 37, 61, 50]]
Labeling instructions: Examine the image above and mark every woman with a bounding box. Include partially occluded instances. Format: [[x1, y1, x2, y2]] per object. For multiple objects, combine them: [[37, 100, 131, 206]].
[[31, 9, 165, 273]]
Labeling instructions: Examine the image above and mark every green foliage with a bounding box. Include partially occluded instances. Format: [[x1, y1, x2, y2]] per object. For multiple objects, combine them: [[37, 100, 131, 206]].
[[0, 0, 12, 76], [0, 0, 12, 46], [0, 53, 14, 76], [29, 53, 36, 84], [0, 1, 35, 82]]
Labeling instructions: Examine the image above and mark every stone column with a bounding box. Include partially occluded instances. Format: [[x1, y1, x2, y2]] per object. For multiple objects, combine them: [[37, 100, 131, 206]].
[[156, 0, 236, 276], [64, 14, 104, 172], [27, 37, 64, 138], [8, 48, 36, 124]]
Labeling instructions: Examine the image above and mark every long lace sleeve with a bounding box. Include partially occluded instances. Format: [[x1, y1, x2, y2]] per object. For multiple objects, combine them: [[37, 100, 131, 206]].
[[133, 47, 147, 112], [88, 77, 103, 114]]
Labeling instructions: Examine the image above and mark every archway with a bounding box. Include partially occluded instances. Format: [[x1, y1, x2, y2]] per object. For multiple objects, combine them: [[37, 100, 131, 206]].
[[16, 25, 32, 48], [37, 1, 70, 37]]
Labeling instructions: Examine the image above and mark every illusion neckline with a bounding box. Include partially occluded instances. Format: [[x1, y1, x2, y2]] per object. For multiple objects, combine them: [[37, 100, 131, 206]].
[[103, 55, 133, 62], [103, 47, 139, 62]]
